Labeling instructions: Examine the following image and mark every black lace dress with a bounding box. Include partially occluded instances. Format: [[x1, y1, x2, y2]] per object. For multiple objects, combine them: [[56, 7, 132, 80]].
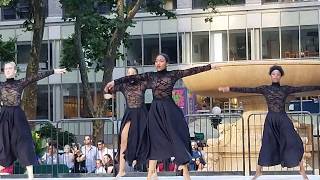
[[112, 79, 149, 165], [230, 82, 320, 167], [116, 65, 212, 165], [0, 70, 54, 167]]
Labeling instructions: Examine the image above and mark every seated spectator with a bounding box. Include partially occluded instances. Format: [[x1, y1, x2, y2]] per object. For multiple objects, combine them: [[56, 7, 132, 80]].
[[41, 142, 59, 165], [189, 141, 205, 171], [71, 144, 87, 173], [95, 159, 106, 174], [168, 157, 177, 172], [195, 157, 205, 171], [59, 145, 74, 171], [156, 160, 165, 172], [103, 154, 114, 174], [97, 140, 113, 161]]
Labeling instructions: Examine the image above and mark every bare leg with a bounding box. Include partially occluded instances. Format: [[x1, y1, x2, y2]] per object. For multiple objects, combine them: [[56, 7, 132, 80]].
[[26, 165, 34, 180], [116, 121, 131, 178], [252, 165, 262, 180], [147, 160, 158, 180], [179, 164, 191, 180], [299, 161, 309, 180]]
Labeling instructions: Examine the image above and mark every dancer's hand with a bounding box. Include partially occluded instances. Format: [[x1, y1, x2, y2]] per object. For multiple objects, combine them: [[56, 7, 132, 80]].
[[54, 68, 67, 74], [211, 63, 221, 70], [218, 87, 230, 92], [104, 81, 114, 93], [103, 94, 113, 99]]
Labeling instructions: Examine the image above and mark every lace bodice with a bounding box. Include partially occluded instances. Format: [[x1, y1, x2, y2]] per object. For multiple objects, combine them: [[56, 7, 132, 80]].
[[113, 79, 149, 108], [230, 83, 320, 112], [0, 70, 54, 106], [116, 64, 212, 99]]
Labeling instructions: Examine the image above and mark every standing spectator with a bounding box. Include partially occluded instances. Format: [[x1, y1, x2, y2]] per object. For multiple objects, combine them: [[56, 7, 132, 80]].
[[81, 136, 98, 173], [103, 154, 114, 174], [41, 143, 59, 165], [59, 145, 74, 171], [71, 144, 86, 173], [95, 159, 106, 174]]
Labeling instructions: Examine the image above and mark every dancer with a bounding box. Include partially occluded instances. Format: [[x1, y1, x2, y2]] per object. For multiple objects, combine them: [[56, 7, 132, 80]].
[[104, 67, 149, 178], [106, 53, 219, 180], [219, 65, 319, 180], [0, 62, 66, 179]]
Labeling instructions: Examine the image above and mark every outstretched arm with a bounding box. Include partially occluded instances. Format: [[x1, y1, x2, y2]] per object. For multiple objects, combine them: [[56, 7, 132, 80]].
[[104, 72, 151, 92], [286, 85, 320, 94], [21, 68, 66, 87], [175, 64, 218, 79], [219, 86, 264, 94]]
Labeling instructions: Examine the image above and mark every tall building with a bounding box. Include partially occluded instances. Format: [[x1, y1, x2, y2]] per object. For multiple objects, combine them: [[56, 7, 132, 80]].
[[0, 0, 319, 120]]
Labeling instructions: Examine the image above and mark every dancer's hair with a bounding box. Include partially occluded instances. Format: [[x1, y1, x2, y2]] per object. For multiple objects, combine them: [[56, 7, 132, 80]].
[[269, 65, 284, 76], [156, 53, 170, 63], [4, 61, 17, 70]]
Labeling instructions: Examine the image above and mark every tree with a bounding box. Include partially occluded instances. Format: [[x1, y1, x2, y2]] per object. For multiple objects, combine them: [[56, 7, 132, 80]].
[[60, 0, 174, 142], [0, 35, 16, 62]]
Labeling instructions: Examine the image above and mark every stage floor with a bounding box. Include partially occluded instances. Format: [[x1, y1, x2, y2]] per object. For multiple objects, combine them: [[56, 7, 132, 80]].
[[0, 175, 319, 180]]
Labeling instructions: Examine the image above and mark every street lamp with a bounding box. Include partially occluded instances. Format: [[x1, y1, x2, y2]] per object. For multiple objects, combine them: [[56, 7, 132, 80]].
[[210, 106, 222, 129]]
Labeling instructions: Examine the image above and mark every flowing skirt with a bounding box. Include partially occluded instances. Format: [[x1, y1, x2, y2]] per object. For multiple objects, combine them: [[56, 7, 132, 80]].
[[0, 106, 38, 167], [258, 112, 304, 168], [147, 98, 192, 166], [119, 106, 148, 165]]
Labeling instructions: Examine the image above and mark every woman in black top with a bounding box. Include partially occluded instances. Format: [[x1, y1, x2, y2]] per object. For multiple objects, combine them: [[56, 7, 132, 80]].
[[219, 65, 317, 180], [0, 62, 66, 180], [106, 53, 219, 180], [105, 67, 149, 178]]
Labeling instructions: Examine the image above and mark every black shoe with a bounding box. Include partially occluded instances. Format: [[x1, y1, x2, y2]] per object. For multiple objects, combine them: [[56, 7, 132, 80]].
[[176, 169, 183, 176]]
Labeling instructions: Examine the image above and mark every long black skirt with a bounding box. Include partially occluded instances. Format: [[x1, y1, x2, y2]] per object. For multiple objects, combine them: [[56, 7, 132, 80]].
[[147, 98, 192, 166], [258, 112, 304, 168], [119, 106, 148, 166], [0, 106, 38, 167]]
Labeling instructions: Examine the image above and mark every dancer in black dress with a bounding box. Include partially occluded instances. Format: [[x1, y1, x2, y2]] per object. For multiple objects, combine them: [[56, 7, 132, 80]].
[[0, 62, 66, 179], [219, 65, 318, 180], [106, 53, 219, 180], [104, 67, 149, 178]]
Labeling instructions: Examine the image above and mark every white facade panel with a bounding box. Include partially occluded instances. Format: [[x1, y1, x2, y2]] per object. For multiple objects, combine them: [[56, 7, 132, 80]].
[[143, 20, 159, 34], [281, 11, 299, 27], [16, 28, 32, 41], [160, 19, 177, 33], [229, 14, 246, 30], [127, 21, 142, 35], [211, 16, 228, 31], [262, 12, 280, 27], [178, 17, 192, 32], [192, 17, 210, 32], [300, 10, 318, 25], [247, 13, 261, 28]]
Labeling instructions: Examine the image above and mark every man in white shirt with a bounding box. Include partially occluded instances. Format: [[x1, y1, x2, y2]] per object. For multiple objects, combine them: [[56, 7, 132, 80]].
[[81, 136, 98, 173]]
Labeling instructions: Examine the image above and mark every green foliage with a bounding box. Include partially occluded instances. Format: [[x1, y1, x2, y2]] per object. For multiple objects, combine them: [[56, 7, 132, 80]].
[[35, 122, 76, 150], [0, 0, 13, 6], [0, 35, 16, 62], [32, 131, 46, 157], [60, 0, 175, 71]]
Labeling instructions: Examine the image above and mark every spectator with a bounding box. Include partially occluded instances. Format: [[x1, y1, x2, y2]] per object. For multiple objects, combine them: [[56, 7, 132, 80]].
[[97, 140, 113, 162], [71, 144, 86, 173], [103, 154, 114, 174], [41, 142, 59, 165], [95, 159, 106, 174], [168, 157, 177, 172], [81, 135, 98, 173], [59, 145, 74, 171], [195, 157, 205, 171], [189, 141, 205, 171], [0, 164, 13, 175]]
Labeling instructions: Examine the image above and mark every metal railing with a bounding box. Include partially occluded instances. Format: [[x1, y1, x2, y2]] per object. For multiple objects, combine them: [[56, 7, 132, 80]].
[[247, 111, 317, 175], [186, 113, 245, 175]]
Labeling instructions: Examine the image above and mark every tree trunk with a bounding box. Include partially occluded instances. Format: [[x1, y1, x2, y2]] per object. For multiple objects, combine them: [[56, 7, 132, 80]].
[[21, 0, 45, 120]]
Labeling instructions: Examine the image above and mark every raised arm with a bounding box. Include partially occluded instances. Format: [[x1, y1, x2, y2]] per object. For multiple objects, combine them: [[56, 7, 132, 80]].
[[219, 86, 265, 94], [175, 64, 214, 79], [21, 68, 66, 87], [285, 85, 320, 94]]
